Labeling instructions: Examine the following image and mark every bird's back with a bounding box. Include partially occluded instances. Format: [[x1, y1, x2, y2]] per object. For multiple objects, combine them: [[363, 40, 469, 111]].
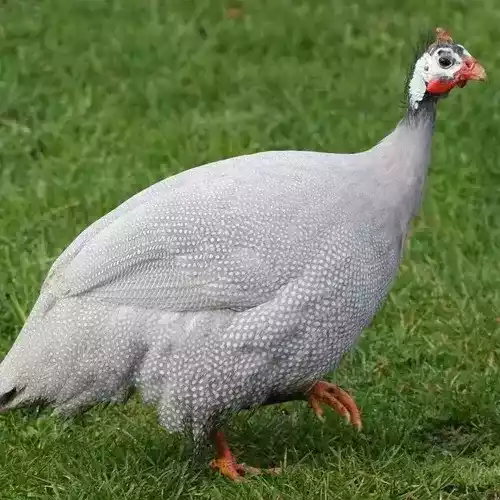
[[45, 150, 390, 304]]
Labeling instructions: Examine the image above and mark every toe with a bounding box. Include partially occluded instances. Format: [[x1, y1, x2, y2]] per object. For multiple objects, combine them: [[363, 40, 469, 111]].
[[209, 458, 244, 482], [308, 381, 362, 430]]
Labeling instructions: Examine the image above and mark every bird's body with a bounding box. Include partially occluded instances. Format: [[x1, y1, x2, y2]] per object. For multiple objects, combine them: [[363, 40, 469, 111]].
[[0, 27, 486, 480], [1, 125, 424, 430]]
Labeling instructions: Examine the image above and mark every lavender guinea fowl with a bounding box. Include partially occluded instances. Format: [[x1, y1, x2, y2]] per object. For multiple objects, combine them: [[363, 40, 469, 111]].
[[0, 28, 486, 481]]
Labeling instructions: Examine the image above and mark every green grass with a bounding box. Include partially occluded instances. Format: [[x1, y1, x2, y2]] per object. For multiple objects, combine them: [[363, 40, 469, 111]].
[[1, 0, 500, 498]]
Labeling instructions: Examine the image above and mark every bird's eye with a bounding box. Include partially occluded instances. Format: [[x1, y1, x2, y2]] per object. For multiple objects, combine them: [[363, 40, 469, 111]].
[[438, 55, 453, 69]]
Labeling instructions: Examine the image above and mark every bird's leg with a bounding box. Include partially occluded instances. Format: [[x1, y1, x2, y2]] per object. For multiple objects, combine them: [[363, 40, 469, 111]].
[[208, 430, 280, 481], [209, 430, 244, 482], [306, 381, 362, 431]]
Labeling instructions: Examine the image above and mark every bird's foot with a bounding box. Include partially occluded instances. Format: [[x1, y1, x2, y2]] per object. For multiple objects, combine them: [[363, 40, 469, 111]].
[[209, 430, 280, 482], [307, 380, 362, 431], [209, 458, 280, 482]]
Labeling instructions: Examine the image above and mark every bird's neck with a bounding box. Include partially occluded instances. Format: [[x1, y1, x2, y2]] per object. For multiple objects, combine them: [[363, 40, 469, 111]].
[[367, 97, 438, 231], [402, 95, 438, 131]]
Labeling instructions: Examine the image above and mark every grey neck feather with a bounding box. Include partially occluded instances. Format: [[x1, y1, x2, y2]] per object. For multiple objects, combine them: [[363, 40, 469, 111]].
[[402, 94, 438, 129], [365, 96, 438, 234]]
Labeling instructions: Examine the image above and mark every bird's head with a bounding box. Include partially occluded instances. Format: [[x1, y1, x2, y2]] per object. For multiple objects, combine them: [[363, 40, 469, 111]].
[[407, 27, 486, 110]]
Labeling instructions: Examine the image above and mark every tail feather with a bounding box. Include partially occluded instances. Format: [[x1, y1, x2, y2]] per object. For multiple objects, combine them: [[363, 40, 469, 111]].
[[0, 387, 27, 413], [0, 387, 17, 408], [0, 354, 28, 412], [0, 357, 15, 412], [0, 295, 152, 415]]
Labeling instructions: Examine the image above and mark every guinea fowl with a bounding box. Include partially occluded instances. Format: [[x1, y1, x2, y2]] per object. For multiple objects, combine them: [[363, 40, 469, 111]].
[[0, 28, 486, 481]]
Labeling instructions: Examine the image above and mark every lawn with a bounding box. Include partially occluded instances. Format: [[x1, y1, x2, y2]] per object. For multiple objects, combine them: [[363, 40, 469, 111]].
[[1, 0, 500, 498]]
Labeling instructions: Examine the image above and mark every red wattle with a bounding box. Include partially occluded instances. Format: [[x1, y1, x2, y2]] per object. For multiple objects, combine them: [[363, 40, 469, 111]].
[[426, 79, 456, 94]]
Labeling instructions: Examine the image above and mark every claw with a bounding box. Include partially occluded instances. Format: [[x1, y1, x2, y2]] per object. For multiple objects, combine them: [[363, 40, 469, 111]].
[[209, 430, 281, 482], [308, 396, 326, 421], [307, 381, 362, 431], [237, 463, 281, 476]]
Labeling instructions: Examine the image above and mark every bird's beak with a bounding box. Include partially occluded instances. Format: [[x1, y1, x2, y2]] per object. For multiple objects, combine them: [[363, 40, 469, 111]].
[[454, 57, 487, 87]]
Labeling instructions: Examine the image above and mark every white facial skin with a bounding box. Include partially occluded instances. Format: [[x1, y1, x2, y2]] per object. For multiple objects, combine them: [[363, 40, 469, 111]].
[[408, 44, 472, 110]]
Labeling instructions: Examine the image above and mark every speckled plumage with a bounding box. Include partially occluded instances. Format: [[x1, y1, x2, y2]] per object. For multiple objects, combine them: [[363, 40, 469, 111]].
[[0, 118, 429, 441], [0, 31, 485, 457]]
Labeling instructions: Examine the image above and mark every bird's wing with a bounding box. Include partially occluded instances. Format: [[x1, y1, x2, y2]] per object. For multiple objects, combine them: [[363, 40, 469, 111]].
[[44, 162, 315, 312], [42, 168, 194, 289]]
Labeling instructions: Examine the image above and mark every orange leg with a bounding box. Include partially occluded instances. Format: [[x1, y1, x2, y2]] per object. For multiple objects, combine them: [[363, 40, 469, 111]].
[[209, 430, 280, 481], [307, 381, 362, 431]]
